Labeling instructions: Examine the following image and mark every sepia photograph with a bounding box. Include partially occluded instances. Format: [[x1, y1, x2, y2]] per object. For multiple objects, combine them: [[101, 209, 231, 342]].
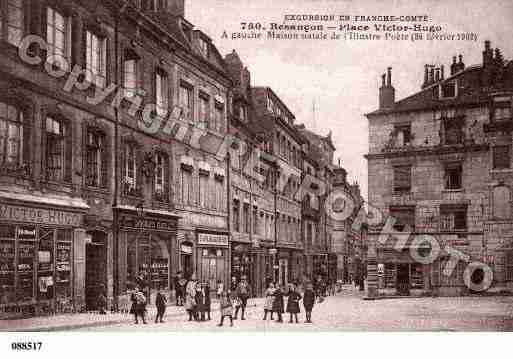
[[0, 0, 512, 356]]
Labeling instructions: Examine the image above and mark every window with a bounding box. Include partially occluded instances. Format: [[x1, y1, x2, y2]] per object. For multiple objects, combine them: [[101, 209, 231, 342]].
[[1, 0, 24, 46], [393, 165, 411, 193], [155, 70, 168, 116], [123, 51, 138, 98], [493, 145, 510, 169], [179, 82, 193, 122], [440, 206, 467, 231], [389, 207, 415, 231], [253, 206, 258, 235], [394, 124, 412, 147], [445, 163, 462, 190], [180, 168, 193, 205], [123, 142, 139, 196], [232, 199, 240, 232], [199, 93, 210, 129], [154, 152, 167, 201], [214, 102, 224, 132], [442, 117, 464, 145], [493, 186, 511, 220], [243, 203, 250, 234], [86, 31, 107, 87], [440, 82, 457, 99], [46, 6, 71, 69], [198, 37, 208, 57], [198, 172, 209, 207], [215, 178, 224, 210], [45, 116, 68, 182], [494, 104, 511, 121], [0, 101, 24, 167], [85, 129, 107, 188]]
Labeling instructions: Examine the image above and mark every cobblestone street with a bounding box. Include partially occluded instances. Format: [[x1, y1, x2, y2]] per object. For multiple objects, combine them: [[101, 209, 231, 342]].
[[75, 290, 513, 332]]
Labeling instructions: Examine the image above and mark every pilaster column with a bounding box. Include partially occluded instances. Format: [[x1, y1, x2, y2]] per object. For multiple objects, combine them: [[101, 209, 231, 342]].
[[365, 235, 378, 299]]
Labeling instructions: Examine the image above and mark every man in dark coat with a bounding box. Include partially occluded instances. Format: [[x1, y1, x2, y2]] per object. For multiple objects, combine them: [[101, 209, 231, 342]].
[[234, 276, 251, 320], [303, 282, 316, 323], [203, 282, 211, 320], [286, 284, 302, 323], [155, 291, 167, 323], [272, 285, 285, 323]]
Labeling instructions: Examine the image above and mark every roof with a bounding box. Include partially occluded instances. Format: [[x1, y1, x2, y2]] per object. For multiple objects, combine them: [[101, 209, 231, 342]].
[[251, 86, 296, 120]]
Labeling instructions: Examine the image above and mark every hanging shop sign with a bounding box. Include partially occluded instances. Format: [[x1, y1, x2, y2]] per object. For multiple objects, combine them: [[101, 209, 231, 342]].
[[0, 204, 82, 226], [197, 233, 228, 247]]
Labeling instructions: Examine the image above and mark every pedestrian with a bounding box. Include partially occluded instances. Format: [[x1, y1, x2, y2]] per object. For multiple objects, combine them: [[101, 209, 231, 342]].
[[263, 282, 275, 320], [155, 290, 167, 323], [203, 281, 211, 321], [177, 275, 187, 306], [230, 276, 238, 292], [303, 282, 315, 323], [217, 290, 234, 327], [131, 287, 147, 324], [216, 280, 224, 299], [234, 275, 251, 320], [272, 285, 285, 323], [97, 290, 107, 315], [185, 274, 198, 321], [195, 281, 205, 321], [286, 283, 302, 323]]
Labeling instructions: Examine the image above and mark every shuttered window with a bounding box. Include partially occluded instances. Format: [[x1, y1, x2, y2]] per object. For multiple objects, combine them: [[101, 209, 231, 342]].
[[493, 145, 510, 169], [393, 165, 411, 193]]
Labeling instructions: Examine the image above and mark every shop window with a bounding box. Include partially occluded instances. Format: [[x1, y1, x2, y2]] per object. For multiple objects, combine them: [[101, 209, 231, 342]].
[[46, 6, 71, 70], [45, 116, 70, 182], [199, 92, 210, 129], [155, 69, 168, 117], [123, 141, 140, 197], [232, 199, 240, 232], [493, 145, 510, 169], [179, 81, 194, 122], [0, 224, 16, 305], [393, 165, 411, 193], [493, 186, 511, 219], [123, 50, 139, 98], [0, 0, 24, 47], [440, 205, 467, 231], [85, 30, 107, 88], [85, 128, 108, 188], [0, 101, 28, 170], [444, 163, 462, 190], [389, 206, 415, 231]]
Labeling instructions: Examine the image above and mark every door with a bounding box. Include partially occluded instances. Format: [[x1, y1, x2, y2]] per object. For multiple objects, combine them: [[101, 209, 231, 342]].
[[85, 232, 107, 311], [396, 263, 410, 296], [181, 253, 192, 278]]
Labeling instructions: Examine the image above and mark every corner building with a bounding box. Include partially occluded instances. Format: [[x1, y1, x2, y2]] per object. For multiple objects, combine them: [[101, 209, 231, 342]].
[[366, 42, 513, 296]]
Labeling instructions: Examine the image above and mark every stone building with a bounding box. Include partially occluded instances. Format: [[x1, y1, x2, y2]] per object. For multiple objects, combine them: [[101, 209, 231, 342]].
[[0, 0, 231, 318], [365, 41, 513, 296]]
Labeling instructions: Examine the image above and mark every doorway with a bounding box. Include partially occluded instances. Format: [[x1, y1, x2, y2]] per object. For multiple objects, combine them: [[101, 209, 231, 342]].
[[396, 263, 410, 296], [85, 231, 107, 310]]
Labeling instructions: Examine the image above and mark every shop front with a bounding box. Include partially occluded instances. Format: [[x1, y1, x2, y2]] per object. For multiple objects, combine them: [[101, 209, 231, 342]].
[[231, 242, 252, 282], [0, 201, 86, 319], [116, 207, 179, 306], [196, 231, 229, 290]]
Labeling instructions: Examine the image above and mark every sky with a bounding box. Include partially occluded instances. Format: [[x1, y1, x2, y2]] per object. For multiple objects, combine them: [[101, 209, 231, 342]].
[[185, 0, 513, 200]]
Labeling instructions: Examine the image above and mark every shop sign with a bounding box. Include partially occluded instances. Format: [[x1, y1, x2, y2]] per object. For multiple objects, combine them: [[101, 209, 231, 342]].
[[197, 233, 228, 247], [0, 204, 82, 226], [181, 244, 193, 254], [119, 214, 177, 232]]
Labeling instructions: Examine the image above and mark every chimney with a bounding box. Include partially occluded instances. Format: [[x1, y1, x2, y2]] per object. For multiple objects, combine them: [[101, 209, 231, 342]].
[[379, 67, 395, 109], [422, 64, 429, 88], [430, 67, 435, 83], [483, 40, 494, 67], [450, 56, 457, 75], [457, 54, 465, 72], [440, 65, 444, 80], [435, 67, 440, 82], [166, 0, 185, 17]]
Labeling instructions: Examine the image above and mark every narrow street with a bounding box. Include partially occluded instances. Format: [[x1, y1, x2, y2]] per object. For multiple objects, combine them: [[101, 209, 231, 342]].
[[76, 290, 513, 332]]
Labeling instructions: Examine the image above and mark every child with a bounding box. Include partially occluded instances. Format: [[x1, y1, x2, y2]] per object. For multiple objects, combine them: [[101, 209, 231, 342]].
[[217, 291, 233, 327], [286, 283, 302, 323], [195, 282, 205, 321], [303, 282, 316, 323], [216, 280, 224, 299], [263, 282, 275, 320], [155, 291, 167, 323]]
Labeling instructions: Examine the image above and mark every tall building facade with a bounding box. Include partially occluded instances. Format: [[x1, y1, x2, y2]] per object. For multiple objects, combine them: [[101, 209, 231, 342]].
[[366, 41, 513, 296]]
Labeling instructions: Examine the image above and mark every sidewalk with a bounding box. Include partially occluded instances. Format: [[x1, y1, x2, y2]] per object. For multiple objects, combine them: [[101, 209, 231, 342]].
[[1, 298, 266, 332]]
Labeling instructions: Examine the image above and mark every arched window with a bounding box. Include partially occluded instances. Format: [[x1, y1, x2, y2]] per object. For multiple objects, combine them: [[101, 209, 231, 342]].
[[493, 185, 511, 219]]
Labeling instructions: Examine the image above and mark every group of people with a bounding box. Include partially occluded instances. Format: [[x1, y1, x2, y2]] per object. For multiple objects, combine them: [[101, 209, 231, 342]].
[[127, 272, 328, 326]]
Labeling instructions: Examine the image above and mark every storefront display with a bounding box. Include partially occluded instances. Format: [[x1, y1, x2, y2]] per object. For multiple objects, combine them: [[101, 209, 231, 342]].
[[197, 232, 228, 289]]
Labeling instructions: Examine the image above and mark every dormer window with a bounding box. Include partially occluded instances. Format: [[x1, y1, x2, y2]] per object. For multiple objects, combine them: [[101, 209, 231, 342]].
[[394, 123, 411, 146], [199, 37, 209, 58], [440, 81, 457, 99], [493, 102, 511, 122]]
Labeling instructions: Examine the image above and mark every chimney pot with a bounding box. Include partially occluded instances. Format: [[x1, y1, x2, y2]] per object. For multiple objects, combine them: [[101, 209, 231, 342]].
[[453, 56, 457, 64], [485, 40, 491, 50], [440, 65, 444, 80], [387, 67, 392, 87], [458, 54, 463, 63]]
